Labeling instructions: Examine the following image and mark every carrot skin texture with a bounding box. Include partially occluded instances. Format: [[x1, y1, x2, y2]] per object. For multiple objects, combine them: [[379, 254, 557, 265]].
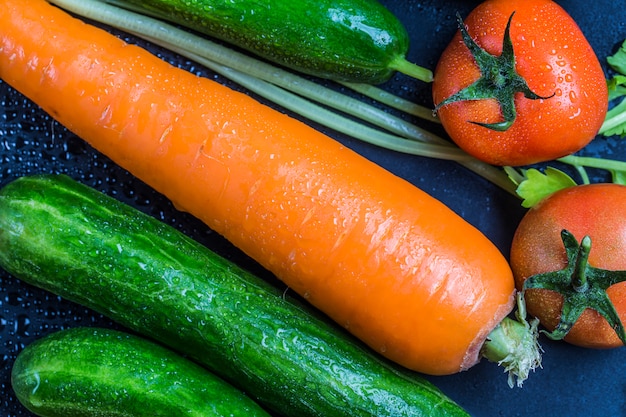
[[0, 0, 515, 375]]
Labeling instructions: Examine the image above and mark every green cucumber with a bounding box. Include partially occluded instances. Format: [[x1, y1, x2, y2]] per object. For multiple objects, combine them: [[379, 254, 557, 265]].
[[0, 174, 468, 417], [103, 0, 432, 83], [11, 327, 270, 417]]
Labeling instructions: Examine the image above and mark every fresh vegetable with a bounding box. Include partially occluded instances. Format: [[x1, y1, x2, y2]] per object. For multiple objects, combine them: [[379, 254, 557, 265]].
[[47, 0, 626, 194], [502, 40, 626, 201], [510, 183, 626, 348], [0, 0, 540, 383], [0, 174, 470, 417], [103, 0, 432, 84], [48, 0, 518, 195], [12, 327, 270, 417], [432, 0, 608, 167], [600, 38, 626, 137]]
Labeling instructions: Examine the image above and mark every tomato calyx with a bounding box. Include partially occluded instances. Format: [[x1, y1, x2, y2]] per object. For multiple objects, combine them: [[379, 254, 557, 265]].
[[434, 12, 553, 132], [522, 229, 626, 344]]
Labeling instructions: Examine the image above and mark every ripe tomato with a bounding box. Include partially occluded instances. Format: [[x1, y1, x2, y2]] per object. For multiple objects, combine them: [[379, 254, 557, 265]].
[[510, 184, 626, 348], [432, 0, 608, 167]]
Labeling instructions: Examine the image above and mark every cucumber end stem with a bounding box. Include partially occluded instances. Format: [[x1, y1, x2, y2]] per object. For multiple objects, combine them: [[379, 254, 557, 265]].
[[480, 293, 543, 388], [389, 56, 433, 83]]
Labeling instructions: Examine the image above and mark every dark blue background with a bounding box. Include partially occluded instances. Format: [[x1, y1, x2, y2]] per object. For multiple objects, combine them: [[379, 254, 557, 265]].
[[1, 1, 626, 416]]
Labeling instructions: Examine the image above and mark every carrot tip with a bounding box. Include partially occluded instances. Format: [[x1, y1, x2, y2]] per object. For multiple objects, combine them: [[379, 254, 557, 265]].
[[480, 293, 543, 388]]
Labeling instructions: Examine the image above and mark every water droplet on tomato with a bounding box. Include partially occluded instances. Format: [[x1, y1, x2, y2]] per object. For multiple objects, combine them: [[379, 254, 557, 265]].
[[570, 108, 582, 119], [569, 90, 578, 103]]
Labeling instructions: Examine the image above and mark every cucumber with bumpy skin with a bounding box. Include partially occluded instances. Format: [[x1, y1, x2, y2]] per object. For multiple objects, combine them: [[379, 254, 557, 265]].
[[11, 327, 270, 417], [0, 174, 468, 417], [103, 0, 433, 83]]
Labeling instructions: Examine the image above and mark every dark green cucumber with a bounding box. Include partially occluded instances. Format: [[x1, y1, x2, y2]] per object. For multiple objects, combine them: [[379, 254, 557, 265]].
[[0, 174, 468, 417], [104, 0, 432, 83], [11, 327, 270, 417]]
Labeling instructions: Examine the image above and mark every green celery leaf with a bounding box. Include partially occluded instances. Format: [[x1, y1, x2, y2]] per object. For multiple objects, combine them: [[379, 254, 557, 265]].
[[607, 40, 626, 75], [607, 75, 626, 101], [602, 41, 626, 137], [516, 167, 577, 208]]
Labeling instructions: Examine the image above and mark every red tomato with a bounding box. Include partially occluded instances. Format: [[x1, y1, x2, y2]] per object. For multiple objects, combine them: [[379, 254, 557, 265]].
[[432, 0, 608, 167], [510, 184, 626, 348]]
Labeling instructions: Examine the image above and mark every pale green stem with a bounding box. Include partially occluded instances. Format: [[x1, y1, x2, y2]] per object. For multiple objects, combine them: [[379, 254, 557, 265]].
[[558, 154, 626, 172], [599, 109, 626, 135], [191, 55, 468, 159], [558, 154, 626, 184], [502, 166, 525, 188], [339, 82, 441, 123]]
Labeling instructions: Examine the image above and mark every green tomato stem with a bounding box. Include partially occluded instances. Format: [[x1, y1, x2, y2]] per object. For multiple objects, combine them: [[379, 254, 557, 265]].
[[434, 12, 551, 132], [572, 236, 592, 292], [523, 230, 626, 345]]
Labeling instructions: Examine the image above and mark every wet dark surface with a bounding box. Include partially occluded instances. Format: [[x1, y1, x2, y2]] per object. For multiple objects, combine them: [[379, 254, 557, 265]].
[[2, 0, 626, 416]]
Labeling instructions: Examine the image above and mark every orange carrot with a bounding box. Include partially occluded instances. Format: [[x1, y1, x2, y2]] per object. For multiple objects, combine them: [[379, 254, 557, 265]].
[[0, 0, 533, 379]]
